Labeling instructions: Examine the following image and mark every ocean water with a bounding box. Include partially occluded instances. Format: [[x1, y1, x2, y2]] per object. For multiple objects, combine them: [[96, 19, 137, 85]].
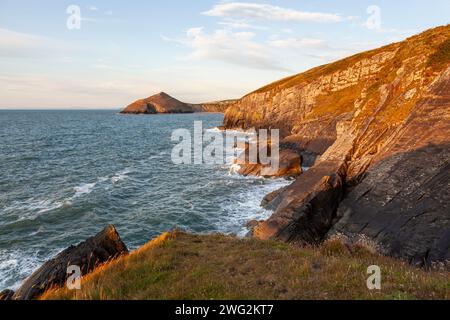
[[0, 110, 290, 290]]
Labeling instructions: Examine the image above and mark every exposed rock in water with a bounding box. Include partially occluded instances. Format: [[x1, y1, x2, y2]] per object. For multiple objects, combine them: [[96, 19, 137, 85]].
[[244, 220, 262, 237], [0, 289, 14, 300], [254, 160, 346, 244], [223, 25, 450, 265], [236, 142, 302, 178], [260, 186, 289, 210], [13, 225, 128, 300], [121, 92, 237, 114]]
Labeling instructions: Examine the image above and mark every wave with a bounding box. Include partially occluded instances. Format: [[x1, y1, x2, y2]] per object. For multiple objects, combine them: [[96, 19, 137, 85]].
[[227, 163, 242, 176], [0, 248, 61, 290], [217, 178, 292, 237], [5, 169, 133, 222], [205, 127, 222, 133], [73, 182, 96, 198], [111, 169, 131, 184], [2, 198, 65, 222], [75, 168, 132, 194], [205, 127, 257, 136]]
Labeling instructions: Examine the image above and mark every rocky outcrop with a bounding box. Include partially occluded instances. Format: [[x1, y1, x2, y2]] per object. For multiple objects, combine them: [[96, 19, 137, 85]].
[[236, 142, 302, 178], [121, 92, 236, 114], [12, 225, 128, 300], [238, 149, 302, 178], [225, 25, 450, 265], [121, 92, 195, 114], [0, 289, 14, 300]]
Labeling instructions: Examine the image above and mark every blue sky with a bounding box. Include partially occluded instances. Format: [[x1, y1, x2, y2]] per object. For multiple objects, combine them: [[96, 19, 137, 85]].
[[0, 0, 449, 108]]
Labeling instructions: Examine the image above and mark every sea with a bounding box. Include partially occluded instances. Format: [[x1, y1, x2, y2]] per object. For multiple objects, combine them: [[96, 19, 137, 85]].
[[0, 110, 290, 290]]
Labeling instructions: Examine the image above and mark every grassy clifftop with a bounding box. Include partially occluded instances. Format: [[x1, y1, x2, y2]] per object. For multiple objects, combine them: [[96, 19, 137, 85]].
[[42, 232, 449, 300]]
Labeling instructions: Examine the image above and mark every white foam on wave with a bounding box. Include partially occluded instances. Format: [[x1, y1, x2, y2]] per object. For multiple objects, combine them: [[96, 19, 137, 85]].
[[6, 169, 134, 223], [111, 169, 131, 184], [206, 127, 257, 136], [205, 127, 256, 141], [3, 198, 66, 222], [218, 177, 292, 237], [227, 163, 242, 176], [0, 247, 61, 290], [73, 182, 96, 198], [205, 127, 222, 133]]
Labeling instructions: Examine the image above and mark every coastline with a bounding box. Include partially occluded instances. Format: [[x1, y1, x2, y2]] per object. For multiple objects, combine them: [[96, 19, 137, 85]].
[[0, 114, 293, 294], [2, 25, 450, 300]]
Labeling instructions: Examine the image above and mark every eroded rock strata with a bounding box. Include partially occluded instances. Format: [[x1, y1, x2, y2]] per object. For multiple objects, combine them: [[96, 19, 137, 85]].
[[236, 141, 302, 178], [225, 26, 450, 266]]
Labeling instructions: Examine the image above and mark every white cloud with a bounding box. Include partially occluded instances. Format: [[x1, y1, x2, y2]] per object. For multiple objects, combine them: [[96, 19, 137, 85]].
[[0, 28, 86, 60], [268, 37, 326, 49], [163, 27, 289, 71], [0, 28, 65, 58], [203, 2, 344, 23], [217, 20, 267, 30]]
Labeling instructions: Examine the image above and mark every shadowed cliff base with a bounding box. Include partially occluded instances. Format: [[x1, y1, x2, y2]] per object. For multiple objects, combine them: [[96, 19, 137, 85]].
[[255, 144, 450, 267]]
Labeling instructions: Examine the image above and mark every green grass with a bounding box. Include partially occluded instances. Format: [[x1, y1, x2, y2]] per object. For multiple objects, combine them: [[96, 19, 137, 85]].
[[41, 232, 450, 300]]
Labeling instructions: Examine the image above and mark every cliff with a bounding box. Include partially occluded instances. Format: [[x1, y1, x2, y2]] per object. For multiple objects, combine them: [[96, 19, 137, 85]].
[[224, 25, 450, 266], [198, 99, 238, 113], [121, 92, 236, 114]]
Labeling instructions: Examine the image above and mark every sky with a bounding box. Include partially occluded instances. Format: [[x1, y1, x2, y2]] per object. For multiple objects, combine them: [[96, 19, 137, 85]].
[[0, 0, 449, 109]]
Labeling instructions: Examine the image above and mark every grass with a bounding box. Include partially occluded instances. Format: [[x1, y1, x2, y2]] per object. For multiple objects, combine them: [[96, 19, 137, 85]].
[[248, 25, 450, 99], [41, 231, 450, 300], [428, 38, 450, 71]]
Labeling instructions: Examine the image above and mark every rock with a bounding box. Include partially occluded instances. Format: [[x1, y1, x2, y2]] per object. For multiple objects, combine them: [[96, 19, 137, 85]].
[[253, 160, 346, 244], [121, 92, 237, 114], [261, 149, 302, 178], [245, 220, 264, 238], [121, 92, 195, 114], [246, 220, 260, 230], [199, 100, 238, 113], [236, 142, 302, 178], [328, 66, 450, 266], [0, 289, 14, 300], [224, 25, 450, 264], [13, 225, 128, 300], [260, 186, 289, 210]]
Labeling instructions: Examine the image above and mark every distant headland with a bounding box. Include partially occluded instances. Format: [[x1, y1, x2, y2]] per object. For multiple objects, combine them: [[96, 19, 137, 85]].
[[120, 91, 237, 114]]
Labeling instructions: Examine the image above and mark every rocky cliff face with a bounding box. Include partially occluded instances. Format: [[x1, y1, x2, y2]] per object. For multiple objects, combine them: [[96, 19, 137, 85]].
[[199, 99, 238, 113], [121, 92, 236, 114], [224, 25, 450, 266]]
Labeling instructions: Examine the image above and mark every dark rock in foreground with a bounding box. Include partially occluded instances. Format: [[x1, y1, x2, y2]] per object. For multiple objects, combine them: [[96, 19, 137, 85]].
[[0, 289, 14, 300], [13, 225, 128, 300]]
